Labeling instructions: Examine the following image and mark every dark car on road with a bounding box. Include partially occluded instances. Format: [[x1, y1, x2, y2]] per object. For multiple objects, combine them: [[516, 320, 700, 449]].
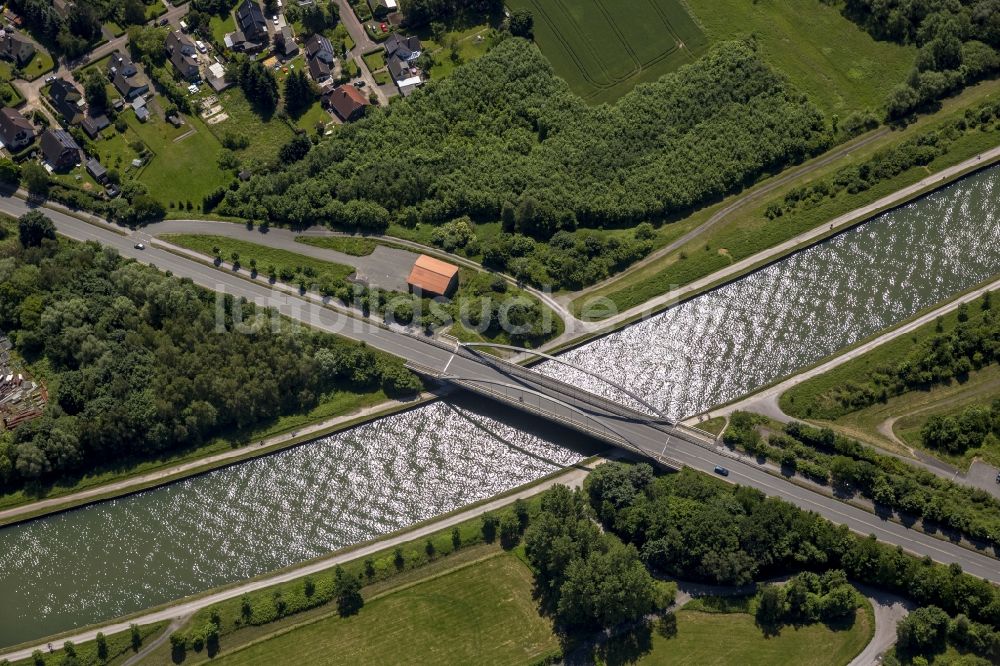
[[714, 465, 729, 477]]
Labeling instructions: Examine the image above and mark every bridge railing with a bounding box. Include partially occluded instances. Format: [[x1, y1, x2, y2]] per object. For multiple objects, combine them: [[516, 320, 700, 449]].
[[456, 346, 672, 428]]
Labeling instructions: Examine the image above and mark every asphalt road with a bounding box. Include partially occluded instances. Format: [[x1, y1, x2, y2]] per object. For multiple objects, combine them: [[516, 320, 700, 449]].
[[2, 194, 999, 658]]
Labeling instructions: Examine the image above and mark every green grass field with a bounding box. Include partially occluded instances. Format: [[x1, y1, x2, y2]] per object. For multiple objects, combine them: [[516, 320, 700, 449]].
[[684, 0, 915, 117], [602, 607, 872, 665], [210, 553, 560, 666], [126, 110, 231, 208], [206, 88, 297, 166], [159, 234, 356, 284], [505, 0, 708, 104], [296, 235, 378, 256]]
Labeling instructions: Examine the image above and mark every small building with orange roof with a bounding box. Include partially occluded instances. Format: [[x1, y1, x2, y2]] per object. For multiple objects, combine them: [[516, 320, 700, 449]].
[[407, 255, 459, 298]]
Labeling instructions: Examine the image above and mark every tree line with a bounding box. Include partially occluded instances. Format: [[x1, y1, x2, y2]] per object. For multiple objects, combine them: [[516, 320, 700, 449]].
[[586, 462, 1000, 630], [219, 38, 829, 282], [767, 98, 1000, 220], [836, 0, 1000, 118], [400, 0, 502, 27], [0, 212, 421, 490], [11, 0, 158, 58], [724, 414, 1000, 548]]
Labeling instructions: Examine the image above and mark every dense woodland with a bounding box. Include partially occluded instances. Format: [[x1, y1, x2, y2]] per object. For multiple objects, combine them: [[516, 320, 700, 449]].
[[724, 415, 1000, 547], [585, 463, 1000, 632], [11, 0, 160, 58], [221, 38, 829, 287], [837, 0, 1000, 117], [0, 213, 420, 489]]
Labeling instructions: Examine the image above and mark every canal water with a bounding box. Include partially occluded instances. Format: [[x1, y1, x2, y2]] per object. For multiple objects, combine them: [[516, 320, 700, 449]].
[[1, 166, 999, 646]]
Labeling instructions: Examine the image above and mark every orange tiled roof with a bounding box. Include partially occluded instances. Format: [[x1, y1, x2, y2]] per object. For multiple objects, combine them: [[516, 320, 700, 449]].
[[407, 254, 458, 295]]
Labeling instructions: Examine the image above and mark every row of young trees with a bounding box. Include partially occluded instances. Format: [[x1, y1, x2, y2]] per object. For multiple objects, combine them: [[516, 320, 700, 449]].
[[0, 213, 421, 489], [838, 0, 1000, 118], [219, 37, 829, 246], [766, 98, 1000, 219], [585, 462, 1000, 629], [723, 415, 1000, 548]]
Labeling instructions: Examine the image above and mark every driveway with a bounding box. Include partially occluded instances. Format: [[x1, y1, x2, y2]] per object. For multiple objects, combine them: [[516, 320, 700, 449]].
[[150, 219, 420, 292]]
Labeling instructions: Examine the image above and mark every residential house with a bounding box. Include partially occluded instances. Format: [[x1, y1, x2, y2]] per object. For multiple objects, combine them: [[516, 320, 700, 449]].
[[108, 51, 149, 101], [0, 107, 34, 151], [132, 96, 149, 122], [383, 33, 421, 62], [81, 112, 110, 139], [166, 30, 200, 81], [305, 34, 334, 64], [367, 0, 397, 19], [277, 25, 298, 56], [307, 55, 331, 84], [85, 157, 108, 184], [236, 0, 268, 45], [39, 128, 81, 171], [0, 30, 34, 66], [305, 34, 335, 84], [323, 84, 369, 122], [407, 255, 459, 298], [47, 78, 85, 125]]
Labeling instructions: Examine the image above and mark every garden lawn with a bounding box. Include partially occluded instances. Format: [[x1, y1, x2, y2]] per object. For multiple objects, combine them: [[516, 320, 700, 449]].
[[210, 553, 560, 666], [295, 235, 378, 256], [684, 0, 915, 117], [206, 87, 296, 166], [362, 50, 385, 71], [602, 607, 872, 666], [505, 0, 707, 104], [160, 234, 356, 284], [126, 110, 231, 208], [21, 49, 55, 81]]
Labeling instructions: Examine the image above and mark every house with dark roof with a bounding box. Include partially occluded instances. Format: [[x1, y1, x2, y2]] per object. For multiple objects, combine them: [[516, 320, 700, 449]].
[[85, 157, 108, 184], [39, 128, 81, 172], [277, 25, 298, 56], [0, 107, 34, 151], [307, 55, 331, 83], [108, 51, 149, 100], [0, 30, 34, 66], [384, 34, 421, 62], [305, 34, 334, 64], [236, 0, 267, 45], [165, 30, 200, 81], [47, 78, 85, 125], [81, 113, 110, 139], [323, 84, 369, 122]]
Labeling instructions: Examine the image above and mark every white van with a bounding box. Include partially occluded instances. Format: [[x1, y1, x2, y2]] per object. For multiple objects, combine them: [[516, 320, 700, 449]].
[[195, 40, 207, 53]]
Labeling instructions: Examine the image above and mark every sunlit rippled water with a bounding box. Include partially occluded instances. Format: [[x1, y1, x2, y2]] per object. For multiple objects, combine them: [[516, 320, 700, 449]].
[[1, 166, 999, 646]]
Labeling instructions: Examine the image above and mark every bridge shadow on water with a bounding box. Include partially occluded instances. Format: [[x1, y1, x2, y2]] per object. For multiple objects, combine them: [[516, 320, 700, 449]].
[[437, 390, 606, 470]]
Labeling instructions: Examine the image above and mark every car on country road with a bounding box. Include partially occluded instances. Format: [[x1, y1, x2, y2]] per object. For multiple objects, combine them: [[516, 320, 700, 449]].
[[134, 242, 145, 250], [714, 465, 729, 476]]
